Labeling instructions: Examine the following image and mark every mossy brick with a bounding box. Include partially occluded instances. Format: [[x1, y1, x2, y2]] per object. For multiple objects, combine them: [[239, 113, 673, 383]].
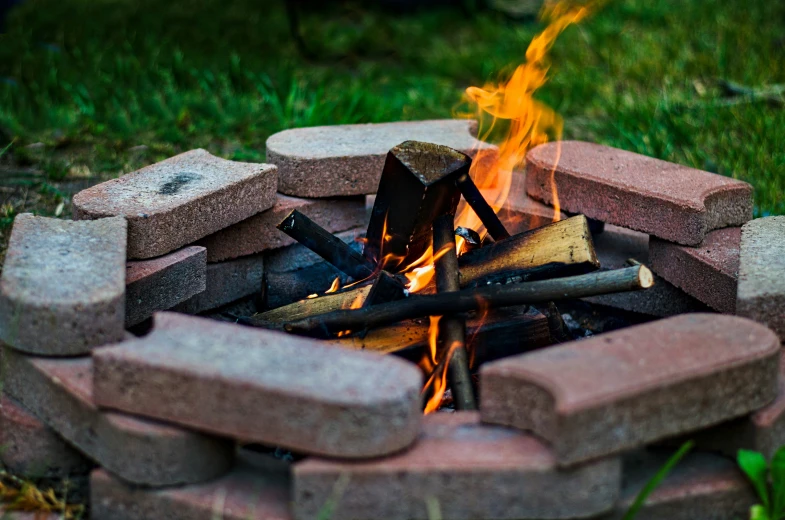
[[72, 149, 277, 259]]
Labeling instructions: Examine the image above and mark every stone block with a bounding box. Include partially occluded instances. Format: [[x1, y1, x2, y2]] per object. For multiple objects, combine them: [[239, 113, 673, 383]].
[[0, 394, 92, 479], [293, 411, 620, 520], [93, 312, 423, 458], [737, 216, 785, 340], [600, 450, 755, 519], [173, 254, 263, 314], [73, 149, 277, 258], [267, 119, 494, 197], [0, 214, 126, 355], [91, 461, 290, 520], [649, 227, 741, 313], [584, 224, 709, 317], [480, 313, 781, 466], [197, 194, 367, 263], [525, 141, 753, 245], [1, 346, 234, 486], [125, 246, 206, 326]]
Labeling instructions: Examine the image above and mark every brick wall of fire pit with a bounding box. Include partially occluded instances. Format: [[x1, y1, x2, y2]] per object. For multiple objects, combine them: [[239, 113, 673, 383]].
[[0, 118, 782, 519]]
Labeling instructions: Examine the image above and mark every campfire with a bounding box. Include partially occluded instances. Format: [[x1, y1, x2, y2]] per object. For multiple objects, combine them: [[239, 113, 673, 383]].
[[245, 139, 653, 415]]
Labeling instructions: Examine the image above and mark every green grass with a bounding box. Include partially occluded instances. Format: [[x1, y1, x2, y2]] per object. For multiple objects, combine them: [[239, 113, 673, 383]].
[[0, 0, 782, 261]]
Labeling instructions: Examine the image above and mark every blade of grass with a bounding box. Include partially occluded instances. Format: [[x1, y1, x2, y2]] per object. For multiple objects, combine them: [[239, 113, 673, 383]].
[[622, 440, 695, 520]]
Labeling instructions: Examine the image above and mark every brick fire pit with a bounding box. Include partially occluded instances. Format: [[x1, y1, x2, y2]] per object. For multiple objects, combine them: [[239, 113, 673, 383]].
[[0, 119, 783, 520]]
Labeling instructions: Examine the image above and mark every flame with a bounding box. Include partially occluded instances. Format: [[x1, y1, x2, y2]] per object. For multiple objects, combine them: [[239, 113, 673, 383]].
[[460, 0, 602, 230], [325, 277, 341, 294]]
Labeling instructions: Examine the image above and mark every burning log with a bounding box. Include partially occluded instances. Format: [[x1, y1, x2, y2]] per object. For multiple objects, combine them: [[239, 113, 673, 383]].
[[455, 226, 483, 255], [457, 215, 599, 288], [326, 306, 550, 359], [364, 141, 466, 270], [277, 210, 375, 281], [281, 265, 654, 337], [246, 285, 372, 326], [455, 172, 511, 241], [363, 271, 406, 308], [432, 213, 476, 411]]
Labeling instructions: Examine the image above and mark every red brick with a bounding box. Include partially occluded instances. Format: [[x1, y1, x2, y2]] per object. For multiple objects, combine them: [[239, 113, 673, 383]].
[[585, 224, 710, 317], [172, 254, 263, 314], [600, 450, 755, 519], [93, 312, 423, 458], [0, 214, 127, 355], [687, 356, 785, 460], [267, 120, 494, 197], [480, 314, 780, 466], [125, 246, 206, 326], [0, 394, 92, 478], [73, 149, 278, 258], [91, 462, 291, 520], [1, 346, 234, 486], [649, 227, 741, 313], [293, 412, 620, 520], [197, 193, 367, 263], [737, 216, 785, 340], [525, 141, 753, 245]]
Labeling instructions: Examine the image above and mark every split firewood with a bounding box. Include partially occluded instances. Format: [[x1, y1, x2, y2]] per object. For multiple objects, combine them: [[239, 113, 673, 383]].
[[281, 265, 654, 337], [364, 141, 466, 270]]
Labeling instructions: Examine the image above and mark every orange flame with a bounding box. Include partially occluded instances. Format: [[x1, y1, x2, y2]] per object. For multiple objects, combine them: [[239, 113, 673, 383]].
[[325, 277, 341, 294], [460, 0, 603, 231]]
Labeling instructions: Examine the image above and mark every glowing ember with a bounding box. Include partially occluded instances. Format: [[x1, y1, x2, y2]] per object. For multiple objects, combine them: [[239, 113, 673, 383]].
[[325, 277, 341, 294]]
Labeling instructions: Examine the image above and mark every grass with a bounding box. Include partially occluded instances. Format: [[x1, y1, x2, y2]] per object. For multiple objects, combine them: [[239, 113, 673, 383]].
[[0, 0, 782, 266]]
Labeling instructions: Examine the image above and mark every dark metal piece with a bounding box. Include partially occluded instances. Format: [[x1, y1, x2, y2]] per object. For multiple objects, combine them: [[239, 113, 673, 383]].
[[277, 210, 375, 281], [364, 141, 467, 271], [455, 172, 510, 241], [433, 213, 476, 411], [363, 271, 406, 308], [282, 265, 655, 337]]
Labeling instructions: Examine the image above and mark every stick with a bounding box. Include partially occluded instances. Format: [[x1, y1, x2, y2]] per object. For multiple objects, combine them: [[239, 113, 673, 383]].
[[433, 213, 476, 411], [455, 172, 510, 241], [277, 210, 375, 281], [363, 271, 406, 308], [284, 265, 655, 337]]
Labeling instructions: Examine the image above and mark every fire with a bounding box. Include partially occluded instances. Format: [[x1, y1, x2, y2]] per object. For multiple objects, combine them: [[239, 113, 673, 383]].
[[325, 277, 341, 294]]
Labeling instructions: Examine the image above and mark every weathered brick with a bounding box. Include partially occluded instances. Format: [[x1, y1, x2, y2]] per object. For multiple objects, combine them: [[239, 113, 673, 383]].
[[1, 346, 234, 486], [585, 224, 709, 317], [173, 254, 263, 314], [267, 120, 494, 197], [0, 394, 92, 479], [73, 149, 278, 259], [125, 246, 206, 326], [600, 450, 755, 520], [91, 462, 291, 520], [525, 141, 753, 245], [197, 194, 367, 263], [649, 227, 741, 313], [737, 216, 785, 340], [293, 411, 620, 520], [480, 314, 780, 466], [687, 356, 785, 461], [93, 312, 423, 458], [0, 214, 126, 356]]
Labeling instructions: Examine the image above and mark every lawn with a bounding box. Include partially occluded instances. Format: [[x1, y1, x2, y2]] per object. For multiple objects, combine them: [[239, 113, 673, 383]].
[[0, 0, 783, 268]]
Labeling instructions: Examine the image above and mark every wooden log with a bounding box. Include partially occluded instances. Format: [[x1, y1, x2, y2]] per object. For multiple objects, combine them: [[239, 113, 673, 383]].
[[244, 285, 372, 326], [433, 213, 476, 411], [455, 172, 510, 241], [277, 210, 375, 281], [364, 141, 466, 271], [363, 271, 406, 308], [457, 215, 599, 288], [281, 265, 654, 337]]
